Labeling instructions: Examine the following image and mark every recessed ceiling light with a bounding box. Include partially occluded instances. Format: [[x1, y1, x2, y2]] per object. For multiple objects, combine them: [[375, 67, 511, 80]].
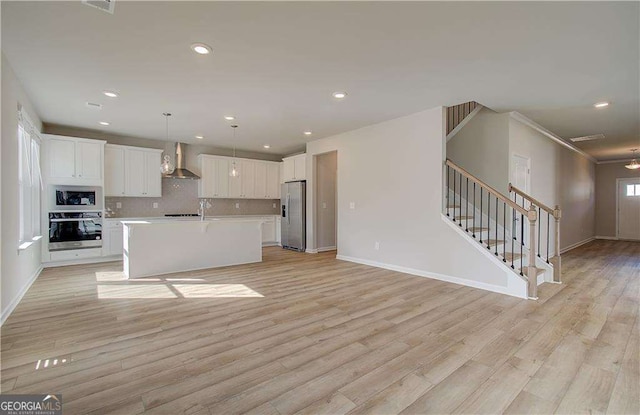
[[191, 43, 212, 55], [332, 92, 347, 99], [99, 121, 110, 126], [263, 145, 270, 149], [594, 102, 609, 108], [303, 131, 312, 136], [224, 115, 235, 121], [103, 91, 118, 98], [195, 135, 204, 139]]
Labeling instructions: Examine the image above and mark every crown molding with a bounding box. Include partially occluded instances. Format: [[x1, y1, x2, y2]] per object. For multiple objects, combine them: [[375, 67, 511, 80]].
[[508, 111, 597, 163]]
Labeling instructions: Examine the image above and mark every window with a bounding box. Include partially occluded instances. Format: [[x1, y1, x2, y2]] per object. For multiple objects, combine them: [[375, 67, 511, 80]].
[[18, 108, 42, 250], [626, 184, 640, 197]]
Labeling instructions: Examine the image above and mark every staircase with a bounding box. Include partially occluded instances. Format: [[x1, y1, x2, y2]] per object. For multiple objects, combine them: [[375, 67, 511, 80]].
[[444, 159, 562, 299], [446, 101, 480, 136]]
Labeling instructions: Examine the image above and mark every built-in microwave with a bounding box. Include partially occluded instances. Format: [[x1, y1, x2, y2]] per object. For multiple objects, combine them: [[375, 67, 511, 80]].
[[48, 211, 102, 251], [52, 186, 103, 211]]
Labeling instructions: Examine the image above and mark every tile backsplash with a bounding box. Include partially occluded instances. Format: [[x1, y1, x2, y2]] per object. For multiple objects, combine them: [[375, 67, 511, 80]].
[[105, 180, 280, 218]]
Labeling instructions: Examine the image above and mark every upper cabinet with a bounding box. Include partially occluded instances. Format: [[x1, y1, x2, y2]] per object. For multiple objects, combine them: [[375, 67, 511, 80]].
[[282, 154, 306, 182], [104, 144, 162, 197], [198, 155, 280, 199], [44, 135, 105, 185]]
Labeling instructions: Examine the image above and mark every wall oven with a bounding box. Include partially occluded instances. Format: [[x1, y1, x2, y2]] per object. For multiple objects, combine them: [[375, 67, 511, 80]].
[[52, 186, 103, 211], [49, 212, 102, 251]]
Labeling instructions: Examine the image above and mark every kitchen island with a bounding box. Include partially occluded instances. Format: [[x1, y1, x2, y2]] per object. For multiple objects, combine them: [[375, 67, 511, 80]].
[[121, 218, 263, 278]]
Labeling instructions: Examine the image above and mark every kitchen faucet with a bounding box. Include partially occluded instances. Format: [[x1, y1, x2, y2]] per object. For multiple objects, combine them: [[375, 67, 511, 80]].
[[199, 199, 209, 221]]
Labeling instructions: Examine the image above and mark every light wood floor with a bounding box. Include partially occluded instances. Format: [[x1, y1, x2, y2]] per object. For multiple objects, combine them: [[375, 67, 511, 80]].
[[1, 240, 638, 414]]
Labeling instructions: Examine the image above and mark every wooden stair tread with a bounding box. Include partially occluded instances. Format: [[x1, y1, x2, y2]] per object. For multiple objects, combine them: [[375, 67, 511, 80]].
[[520, 267, 545, 276], [504, 252, 524, 261], [453, 215, 473, 221], [468, 227, 488, 232]]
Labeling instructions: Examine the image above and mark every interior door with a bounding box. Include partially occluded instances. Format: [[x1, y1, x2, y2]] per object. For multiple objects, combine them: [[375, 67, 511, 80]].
[[618, 178, 640, 240], [511, 154, 531, 242]]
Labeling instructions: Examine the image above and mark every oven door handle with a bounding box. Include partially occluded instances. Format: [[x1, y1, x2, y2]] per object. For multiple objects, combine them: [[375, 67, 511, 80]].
[[50, 218, 97, 222]]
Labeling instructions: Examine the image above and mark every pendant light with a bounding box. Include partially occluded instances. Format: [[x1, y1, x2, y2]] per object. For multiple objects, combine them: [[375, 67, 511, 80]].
[[160, 113, 176, 174], [625, 149, 640, 170], [229, 125, 240, 177]]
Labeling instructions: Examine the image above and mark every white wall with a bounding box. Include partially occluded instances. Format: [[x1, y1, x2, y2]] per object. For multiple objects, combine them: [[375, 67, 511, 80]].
[[306, 107, 526, 298], [315, 151, 337, 250], [447, 108, 510, 194], [1, 53, 44, 323], [508, 118, 596, 251]]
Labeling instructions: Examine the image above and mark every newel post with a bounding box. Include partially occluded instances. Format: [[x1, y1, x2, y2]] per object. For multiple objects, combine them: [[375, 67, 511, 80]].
[[527, 205, 538, 299], [550, 205, 562, 283]]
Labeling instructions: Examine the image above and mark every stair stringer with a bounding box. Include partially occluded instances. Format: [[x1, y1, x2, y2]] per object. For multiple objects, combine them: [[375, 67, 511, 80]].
[[446, 192, 553, 288], [441, 214, 528, 299]]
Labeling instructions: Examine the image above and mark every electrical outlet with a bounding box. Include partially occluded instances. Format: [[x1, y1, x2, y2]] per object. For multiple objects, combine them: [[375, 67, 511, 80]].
[[374, 241, 380, 250], [273, 203, 276, 208], [322, 202, 327, 209], [152, 202, 158, 209], [116, 202, 122, 209], [349, 202, 356, 210], [235, 203, 240, 209]]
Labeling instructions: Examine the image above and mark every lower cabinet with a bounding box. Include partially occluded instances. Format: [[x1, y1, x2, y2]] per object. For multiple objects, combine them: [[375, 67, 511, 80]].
[[103, 220, 124, 257], [261, 217, 277, 245]]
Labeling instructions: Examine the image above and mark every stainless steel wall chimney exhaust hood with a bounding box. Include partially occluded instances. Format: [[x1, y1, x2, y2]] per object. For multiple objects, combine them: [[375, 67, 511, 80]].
[[162, 142, 200, 179]]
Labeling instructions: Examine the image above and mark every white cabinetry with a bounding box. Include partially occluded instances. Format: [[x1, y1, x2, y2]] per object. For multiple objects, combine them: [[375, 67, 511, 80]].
[[198, 156, 230, 198], [266, 163, 281, 199], [44, 135, 105, 185], [198, 155, 280, 199], [261, 216, 277, 245], [105, 146, 126, 196], [105, 144, 162, 197], [282, 154, 306, 182], [103, 219, 124, 257]]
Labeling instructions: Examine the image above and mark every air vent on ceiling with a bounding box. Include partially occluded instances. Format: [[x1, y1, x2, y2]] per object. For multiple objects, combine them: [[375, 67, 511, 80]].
[[82, 0, 115, 14], [86, 102, 103, 110], [569, 134, 605, 143]]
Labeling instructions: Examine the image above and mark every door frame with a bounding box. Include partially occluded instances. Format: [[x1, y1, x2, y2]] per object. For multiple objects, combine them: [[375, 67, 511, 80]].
[[616, 177, 640, 240]]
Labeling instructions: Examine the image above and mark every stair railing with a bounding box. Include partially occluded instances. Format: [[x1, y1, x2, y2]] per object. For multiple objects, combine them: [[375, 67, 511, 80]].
[[445, 160, 539, 299], [509, 184, 562, 283]]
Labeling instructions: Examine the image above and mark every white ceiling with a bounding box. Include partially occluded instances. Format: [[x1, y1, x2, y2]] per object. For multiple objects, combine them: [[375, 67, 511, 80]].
[[2, 1, 638, 159]]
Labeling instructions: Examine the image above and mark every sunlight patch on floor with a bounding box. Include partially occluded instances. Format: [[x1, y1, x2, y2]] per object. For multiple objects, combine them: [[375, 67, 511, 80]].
[[97, 284, 177, 299], [172, 284, 264, 298]]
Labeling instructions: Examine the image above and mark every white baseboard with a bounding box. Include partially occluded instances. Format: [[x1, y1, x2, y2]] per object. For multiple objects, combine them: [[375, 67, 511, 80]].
[[335, 254, 525, 299], [1, 265, 43, 326], [595, 235, 619, 241], [560, 237, 595, 254], [43, 256, 120, 268], [317, 246, 337, 252]]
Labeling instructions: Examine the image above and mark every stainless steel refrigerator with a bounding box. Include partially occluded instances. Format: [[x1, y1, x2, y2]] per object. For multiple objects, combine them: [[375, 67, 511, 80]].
[[281, 181, 306, 252]]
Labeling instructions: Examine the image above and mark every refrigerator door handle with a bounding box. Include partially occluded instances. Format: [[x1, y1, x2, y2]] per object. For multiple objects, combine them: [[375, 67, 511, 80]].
[[287, 194, 291, 224]]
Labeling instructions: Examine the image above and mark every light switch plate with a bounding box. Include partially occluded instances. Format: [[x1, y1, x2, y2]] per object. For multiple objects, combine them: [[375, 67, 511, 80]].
[[116, 202, 122, 209], [152, 202, 158, 209], [349, 202, 356, 210], [322, 202, 327, 209]]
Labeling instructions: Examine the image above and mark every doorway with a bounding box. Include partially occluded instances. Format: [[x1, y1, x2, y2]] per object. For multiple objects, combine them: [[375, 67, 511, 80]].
[[315, 151, 337, 252], [617, 178, 640, 240]]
